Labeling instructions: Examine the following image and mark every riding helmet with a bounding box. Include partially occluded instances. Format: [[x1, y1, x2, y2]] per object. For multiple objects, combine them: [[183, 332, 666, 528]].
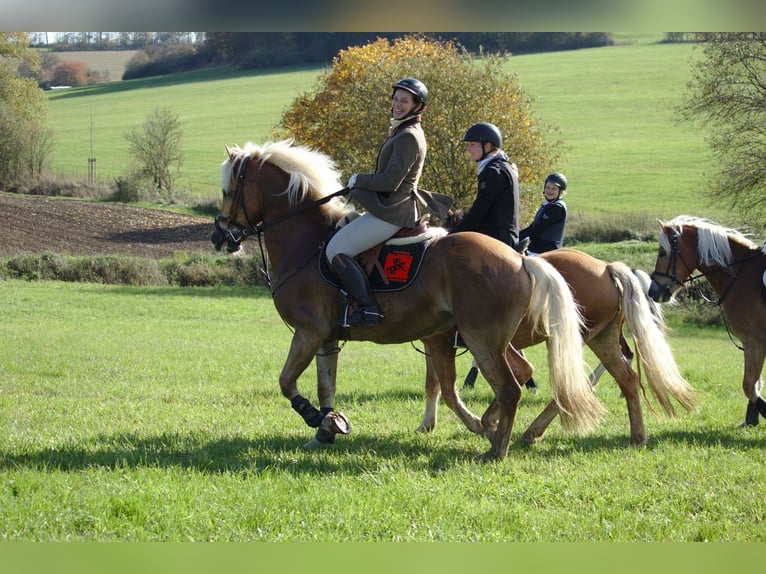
[[392, 77, 428, 105], [545, 172, 568, 191], [462, 122, 503, 149]]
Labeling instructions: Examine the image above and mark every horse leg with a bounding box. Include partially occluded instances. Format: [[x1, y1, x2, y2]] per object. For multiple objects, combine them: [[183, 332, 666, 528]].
[[279, 331, 333, 431], [481, 344, 533, 431], [520, 356, 616, 445], [520, 400, 560, 444], [741, 343, 766, 426], [305, 338, 351, 448], [417, 348, 440, 432], [473, 348, 522, 461], [592, 334, 647, 447], [423, 334, 484, 434]]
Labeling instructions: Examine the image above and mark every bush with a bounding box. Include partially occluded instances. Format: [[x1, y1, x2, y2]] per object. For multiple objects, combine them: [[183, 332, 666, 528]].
[[277, 35, 561, 218], [1, 252, 268, 288], [10, 172, 111, 199], [50, 60, 88, 86]]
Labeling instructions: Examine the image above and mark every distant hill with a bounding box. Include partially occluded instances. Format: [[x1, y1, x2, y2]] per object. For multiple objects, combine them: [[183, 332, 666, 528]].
[[48, 50, 140, 82]]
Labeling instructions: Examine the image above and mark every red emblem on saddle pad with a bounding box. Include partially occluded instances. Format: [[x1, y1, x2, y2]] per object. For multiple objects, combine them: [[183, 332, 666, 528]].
[[384, 250, 414, 282]]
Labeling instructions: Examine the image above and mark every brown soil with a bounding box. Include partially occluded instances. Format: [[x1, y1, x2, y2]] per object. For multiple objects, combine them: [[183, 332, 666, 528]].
[[0, 191, 216, 259]]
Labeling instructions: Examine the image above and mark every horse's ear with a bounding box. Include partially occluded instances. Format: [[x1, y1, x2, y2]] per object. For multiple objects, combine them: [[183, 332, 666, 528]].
[[225, 145, 233, 159]]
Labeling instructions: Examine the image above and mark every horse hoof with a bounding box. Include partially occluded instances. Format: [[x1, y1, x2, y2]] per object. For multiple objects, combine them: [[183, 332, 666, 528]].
[[322, 411, 351, 435], [473, 450, 501, 464], [520, 431, 539, 445]]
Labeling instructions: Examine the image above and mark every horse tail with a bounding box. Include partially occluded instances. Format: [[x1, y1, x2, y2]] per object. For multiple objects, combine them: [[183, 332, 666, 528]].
[[523, 256, 606, 434], [610, 262, 698, 415], [631, 267, 665, 328]]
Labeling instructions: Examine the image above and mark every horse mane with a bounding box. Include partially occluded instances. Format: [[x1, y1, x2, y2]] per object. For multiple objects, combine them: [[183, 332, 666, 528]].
[[221, 139, 352, 220], [663, 215, 758, 267]]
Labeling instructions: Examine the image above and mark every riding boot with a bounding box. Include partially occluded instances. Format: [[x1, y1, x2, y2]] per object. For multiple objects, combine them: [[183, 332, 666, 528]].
[[463, 366, 479, 389], [331, 253, 382, 327]]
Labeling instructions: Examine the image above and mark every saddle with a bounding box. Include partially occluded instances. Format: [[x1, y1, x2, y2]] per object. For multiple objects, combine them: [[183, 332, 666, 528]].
[[320, 215, 445, 292]]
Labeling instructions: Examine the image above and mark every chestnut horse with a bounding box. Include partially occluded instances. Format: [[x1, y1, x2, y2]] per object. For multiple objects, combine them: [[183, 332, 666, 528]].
[[648, 215, 766, 427], [210, 140, 604, 461], [419, 248, 698, 446]]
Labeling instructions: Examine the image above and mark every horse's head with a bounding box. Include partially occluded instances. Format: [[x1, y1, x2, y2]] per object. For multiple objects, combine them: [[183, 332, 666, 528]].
[[648, 217, 702, 302], [211, 140, 347, 253], [211, 144, 272, 253]]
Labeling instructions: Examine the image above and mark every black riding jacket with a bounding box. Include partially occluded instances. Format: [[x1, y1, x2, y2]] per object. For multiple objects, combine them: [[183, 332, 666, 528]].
[[450, 156, 519, 247]]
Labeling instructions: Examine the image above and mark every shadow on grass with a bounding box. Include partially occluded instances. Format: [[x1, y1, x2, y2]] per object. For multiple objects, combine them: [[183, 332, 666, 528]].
[[3, 423, 764, 476], [0, 431, 482, 475]]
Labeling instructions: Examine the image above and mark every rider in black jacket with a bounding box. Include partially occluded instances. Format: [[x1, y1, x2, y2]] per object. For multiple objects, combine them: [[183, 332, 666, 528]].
[[519, 172, 568, 255], [449, 122, 520, 248]]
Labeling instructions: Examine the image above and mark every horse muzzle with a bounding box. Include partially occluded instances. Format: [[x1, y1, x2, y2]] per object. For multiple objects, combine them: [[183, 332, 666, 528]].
[[647, 278, 673, 303], [211, 217, 244, 253]]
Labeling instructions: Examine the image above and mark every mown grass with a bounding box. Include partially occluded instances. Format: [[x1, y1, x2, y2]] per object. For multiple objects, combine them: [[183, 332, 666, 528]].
[[2, 280, 765, 541]]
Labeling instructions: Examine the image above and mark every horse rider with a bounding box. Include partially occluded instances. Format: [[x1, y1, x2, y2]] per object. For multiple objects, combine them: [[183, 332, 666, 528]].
[[325, 77, 450, 327]]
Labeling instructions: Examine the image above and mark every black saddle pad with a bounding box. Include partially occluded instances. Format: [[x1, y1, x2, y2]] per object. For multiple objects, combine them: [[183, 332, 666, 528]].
[[320, 238, 431, 292]]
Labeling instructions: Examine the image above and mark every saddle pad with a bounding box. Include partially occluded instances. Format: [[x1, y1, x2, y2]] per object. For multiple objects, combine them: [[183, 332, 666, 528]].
[[320, 238, 432, 292]]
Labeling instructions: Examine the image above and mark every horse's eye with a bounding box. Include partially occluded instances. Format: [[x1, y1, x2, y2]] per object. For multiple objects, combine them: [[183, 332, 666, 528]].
[[658, 248, 667, 257]]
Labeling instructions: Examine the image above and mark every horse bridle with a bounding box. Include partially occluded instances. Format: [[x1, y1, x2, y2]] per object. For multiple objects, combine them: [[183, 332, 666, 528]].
[[213, 158, 260, 252], [651, 226, 761, 309], [214, 157, 350, 252], [649, 230, 696, 294], [212, 157, 351, 293]]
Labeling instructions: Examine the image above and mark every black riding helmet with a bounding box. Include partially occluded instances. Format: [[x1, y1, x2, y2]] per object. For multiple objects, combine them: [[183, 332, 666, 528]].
[[462, 122, 503, 149], [545, 172, 568, 192], [392, 78, 428, 108]]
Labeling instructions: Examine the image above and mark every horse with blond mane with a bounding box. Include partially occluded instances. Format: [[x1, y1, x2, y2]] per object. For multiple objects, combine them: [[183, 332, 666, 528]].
[[648, 215, 766, 427], [211, 139, 604, 461]]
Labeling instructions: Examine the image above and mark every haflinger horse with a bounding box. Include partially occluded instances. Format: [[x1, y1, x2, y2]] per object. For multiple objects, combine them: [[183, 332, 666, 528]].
[[210, 139, 605, 462], [418, 248, 698, 447], [648, 215, 766, 428]]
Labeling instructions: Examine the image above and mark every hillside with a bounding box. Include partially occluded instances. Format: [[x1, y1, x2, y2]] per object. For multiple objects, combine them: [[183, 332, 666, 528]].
[[0, 192, 213, 259]]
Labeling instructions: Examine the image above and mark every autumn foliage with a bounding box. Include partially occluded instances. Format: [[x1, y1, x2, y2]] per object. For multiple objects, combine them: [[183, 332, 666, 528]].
[[277, 35, 561, 216]]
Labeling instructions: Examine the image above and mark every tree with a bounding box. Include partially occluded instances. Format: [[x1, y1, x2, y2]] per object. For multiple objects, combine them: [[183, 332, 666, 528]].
[[678, 33, 766, 231], [124, 107, 183, 199], [0, 32, 51, 188], [276, 35, 561, 220]]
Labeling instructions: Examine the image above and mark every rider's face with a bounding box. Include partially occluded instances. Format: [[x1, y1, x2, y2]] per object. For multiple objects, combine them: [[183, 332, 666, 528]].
[[544, 182, 562, 200], [465, 141, 486, 162], [391, 89, 418, 119]]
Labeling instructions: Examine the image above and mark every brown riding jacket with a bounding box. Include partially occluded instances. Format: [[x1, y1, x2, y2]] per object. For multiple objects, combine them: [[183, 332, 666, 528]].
[[351, 119, 427, 228]]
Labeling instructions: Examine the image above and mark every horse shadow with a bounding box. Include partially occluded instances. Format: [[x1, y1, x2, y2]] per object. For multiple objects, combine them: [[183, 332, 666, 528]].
[[2, 423, 762, 476], [0, 430, 477, 476]]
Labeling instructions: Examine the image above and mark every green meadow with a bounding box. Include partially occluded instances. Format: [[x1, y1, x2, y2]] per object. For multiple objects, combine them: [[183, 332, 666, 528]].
[[1, 280, 765, 541], [46, 40, 733, 228]]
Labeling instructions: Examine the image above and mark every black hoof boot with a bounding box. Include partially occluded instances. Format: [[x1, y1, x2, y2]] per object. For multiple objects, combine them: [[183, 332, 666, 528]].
[[524, 377, 538, 395]]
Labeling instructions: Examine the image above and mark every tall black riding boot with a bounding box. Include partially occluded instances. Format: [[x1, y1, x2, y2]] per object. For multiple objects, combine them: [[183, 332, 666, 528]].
[[331, 253, 382, 327]]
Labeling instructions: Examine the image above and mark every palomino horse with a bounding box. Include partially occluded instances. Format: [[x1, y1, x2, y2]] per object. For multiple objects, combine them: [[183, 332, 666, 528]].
[[419, 248, 698, 446], [648, 215, 766, 427], [210, 140, 604, 461]]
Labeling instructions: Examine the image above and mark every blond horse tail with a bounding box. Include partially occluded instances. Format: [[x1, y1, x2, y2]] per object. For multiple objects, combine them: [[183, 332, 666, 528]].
[[523, 256, 606, 434], [611, 262, 699, 415]]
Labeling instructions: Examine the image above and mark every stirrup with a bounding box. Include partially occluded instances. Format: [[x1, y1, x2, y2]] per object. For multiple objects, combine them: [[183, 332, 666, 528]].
[[345, 306, 382, 327]]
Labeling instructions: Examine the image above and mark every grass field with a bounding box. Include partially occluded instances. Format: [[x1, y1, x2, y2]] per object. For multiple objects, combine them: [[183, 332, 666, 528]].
[[45, 40, 736, 229], [1, 280, 765, 541]]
